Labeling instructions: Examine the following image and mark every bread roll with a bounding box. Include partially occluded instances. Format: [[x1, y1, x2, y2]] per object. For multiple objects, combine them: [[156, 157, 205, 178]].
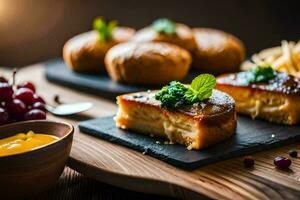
[[131, 23, 195, 52], [192, 28, 245, 75], [63, 27, 135, 73], [105, 42, 192, 85]]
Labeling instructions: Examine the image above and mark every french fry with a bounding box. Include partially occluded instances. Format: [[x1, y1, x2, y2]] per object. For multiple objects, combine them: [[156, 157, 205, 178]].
[[241, 40, 300, 79]]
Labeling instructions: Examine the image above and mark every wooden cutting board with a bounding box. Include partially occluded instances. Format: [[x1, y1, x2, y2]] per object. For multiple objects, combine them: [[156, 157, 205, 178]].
[[3, 64, 300, 200]]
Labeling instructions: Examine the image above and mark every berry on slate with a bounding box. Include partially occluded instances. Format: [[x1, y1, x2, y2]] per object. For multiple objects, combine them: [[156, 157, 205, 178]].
[[243, 156, 255, 168], [274, 156, 291, 169], [288, 150, 298, 158]]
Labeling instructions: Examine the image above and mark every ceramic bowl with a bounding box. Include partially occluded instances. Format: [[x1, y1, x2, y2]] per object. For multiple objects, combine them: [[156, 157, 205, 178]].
[[0, 120, 74, 199]]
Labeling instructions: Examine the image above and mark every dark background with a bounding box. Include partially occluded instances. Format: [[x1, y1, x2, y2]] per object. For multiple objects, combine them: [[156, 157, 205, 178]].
[[0, 0, 299, 67]]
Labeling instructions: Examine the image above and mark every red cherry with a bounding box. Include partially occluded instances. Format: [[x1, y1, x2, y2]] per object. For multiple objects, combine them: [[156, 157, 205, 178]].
[[243, 156, 255, 168], [32, 102, 46, 112], [274, 156, 291, 169], [17, 81, 36, 92], [24, 109, 46, 120], [33, 95, 46, 104], [0, 107, 9, 125], [15, 88, 35, 105], [6, 99, 27, 120], [288, 150, 298, 158], [0, 76, 8, 83], [0, 83, 13, 102]]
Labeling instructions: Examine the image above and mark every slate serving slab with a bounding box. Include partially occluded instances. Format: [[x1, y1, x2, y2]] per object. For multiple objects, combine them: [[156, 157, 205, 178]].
[[79, 115, 300, 170], [45, 58, 197, 100]]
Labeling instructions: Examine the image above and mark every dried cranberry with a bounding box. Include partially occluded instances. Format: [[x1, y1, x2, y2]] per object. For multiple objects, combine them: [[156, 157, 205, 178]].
[[243, 156, 255, 168], [274, 156, 291, 169], [288, 150, 298, 158]]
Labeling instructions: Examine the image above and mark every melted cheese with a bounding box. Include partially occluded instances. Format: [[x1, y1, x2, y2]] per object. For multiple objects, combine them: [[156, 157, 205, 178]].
[[218, 84, 300, 124]]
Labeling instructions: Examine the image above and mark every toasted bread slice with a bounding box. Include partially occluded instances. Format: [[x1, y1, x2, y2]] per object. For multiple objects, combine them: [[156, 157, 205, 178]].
[[115, 90, 236, 150], [216, 72, 300, 125]]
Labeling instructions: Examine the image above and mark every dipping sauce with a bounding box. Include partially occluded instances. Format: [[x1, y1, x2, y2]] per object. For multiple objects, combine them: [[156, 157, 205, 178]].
[[0, 131, 59, 157]]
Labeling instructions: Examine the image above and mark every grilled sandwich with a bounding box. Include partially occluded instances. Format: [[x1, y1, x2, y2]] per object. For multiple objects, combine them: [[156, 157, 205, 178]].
[[216, 72, 300, 125], [115, 90, 237, 150]]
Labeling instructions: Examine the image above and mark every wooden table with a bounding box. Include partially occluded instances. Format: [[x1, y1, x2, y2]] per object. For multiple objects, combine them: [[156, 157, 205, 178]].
[[30, 167, 175, 200], [3, 63, 300, 200]]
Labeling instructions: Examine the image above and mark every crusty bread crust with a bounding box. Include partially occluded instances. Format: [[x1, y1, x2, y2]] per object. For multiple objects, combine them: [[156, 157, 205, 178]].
[[131, 23, 196, 52], [63, 27, 135, 73], [115, 90, 237, 150], [192, 28, 245, 75], [105, 42, 192, 85]]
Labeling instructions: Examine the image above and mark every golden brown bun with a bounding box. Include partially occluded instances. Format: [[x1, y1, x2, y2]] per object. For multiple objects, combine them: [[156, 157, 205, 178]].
[[131, 23, 195, 52], [192, 28, 245, 75], [63, 27, 135, 73], [104, 42, 192, 85]]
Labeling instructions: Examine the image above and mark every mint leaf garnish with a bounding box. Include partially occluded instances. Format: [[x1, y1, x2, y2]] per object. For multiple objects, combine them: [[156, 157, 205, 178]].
[[247, 66, 276, 83], [155, 74, 216, 110], [152, 18, 176, 35], [184, 74, 216, 103], [93, 17, 117, 42]]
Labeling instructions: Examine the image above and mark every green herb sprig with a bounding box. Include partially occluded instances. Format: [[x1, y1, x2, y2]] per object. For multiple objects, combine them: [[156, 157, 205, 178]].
[[152, 18, 176, 35], [184, 74, 216, 103], [155, 74, 216, 110], [246, 65, 276, 83], [155, 81, 188, 109], [93, 17, 117, 42]]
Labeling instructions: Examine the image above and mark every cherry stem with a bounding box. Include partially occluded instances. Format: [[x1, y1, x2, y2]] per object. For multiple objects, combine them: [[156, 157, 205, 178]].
[[54, 94, 63, 104], [12, 68, 18, 87]]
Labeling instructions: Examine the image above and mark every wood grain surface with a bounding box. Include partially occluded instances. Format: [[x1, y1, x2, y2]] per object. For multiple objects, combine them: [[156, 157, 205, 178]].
[[30, 167, 176, 200], [2, 64, 300, 200]]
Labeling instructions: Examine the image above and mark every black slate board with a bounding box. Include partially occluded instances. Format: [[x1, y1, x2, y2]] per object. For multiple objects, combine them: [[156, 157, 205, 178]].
[[45, 58, 196, 100], [79, 116, 300, 170]]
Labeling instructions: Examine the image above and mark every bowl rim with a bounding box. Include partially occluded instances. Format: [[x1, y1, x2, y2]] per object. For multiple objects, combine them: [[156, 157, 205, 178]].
[[0, 120, 74, 159]]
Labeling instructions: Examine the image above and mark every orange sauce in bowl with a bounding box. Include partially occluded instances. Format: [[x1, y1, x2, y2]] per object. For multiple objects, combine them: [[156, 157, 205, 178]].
[[0, 131, 59, 157]]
